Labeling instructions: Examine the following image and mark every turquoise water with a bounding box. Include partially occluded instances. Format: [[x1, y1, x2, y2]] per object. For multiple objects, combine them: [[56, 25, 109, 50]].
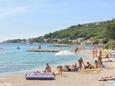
[[0, 43, 91, 74]]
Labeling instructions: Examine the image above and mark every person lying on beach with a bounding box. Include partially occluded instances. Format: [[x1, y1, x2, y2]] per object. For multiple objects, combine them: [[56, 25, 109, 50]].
[[74, 63, 79, 71], [105, 54, 109, 58], [63, 64, 79, 72], [104, 53, 112, 58], [84, 62, 94, 69], [69, 64, 79, 71], [99, 76, 112, 81], [44, 63, 52, 73], [63, 65, 71, 71]]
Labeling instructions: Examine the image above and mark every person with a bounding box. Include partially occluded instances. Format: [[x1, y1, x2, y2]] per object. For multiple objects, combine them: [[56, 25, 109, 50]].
[[64, 65, 71, 71], [94, 60, 99, 68], [38, 45, 41, 49], [98, 51, 104, 68], [0, 47, 4, 51], [70, 63, 79, 71], [74, 47, 79, 54], [110, 53, 112, 58], [92, 50, 96, 58], [99, 76, 112, 81], [84, 62, 94, 69], [56, 65, 63, 75], [78, 58, 84, 69], [105, 53, 112, 58], [95, 49, 98, 57], [17, 47, 20, 50], [74, 63, 79, 71], [45, 63, 51, 73]]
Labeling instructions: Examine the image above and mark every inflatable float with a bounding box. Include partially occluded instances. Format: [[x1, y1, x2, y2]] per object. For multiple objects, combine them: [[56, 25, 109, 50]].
[[25, 72, 55, 80]]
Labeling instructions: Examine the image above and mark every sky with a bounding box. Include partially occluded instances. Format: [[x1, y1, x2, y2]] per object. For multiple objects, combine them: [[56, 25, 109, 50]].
[[0, 0, 115, 41]]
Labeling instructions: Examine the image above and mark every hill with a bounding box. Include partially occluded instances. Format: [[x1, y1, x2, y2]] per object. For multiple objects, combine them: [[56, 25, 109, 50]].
[[33, 19, 115, 45], [3, 19, 115, 49]]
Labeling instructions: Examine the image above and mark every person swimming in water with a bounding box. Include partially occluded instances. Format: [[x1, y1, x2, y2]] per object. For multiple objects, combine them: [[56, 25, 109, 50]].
[[17, 47, 20, 50]]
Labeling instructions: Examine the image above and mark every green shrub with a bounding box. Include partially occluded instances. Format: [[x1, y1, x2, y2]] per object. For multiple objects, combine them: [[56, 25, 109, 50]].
[[103, 38, 109, 44], [92, 39, 99, 44]]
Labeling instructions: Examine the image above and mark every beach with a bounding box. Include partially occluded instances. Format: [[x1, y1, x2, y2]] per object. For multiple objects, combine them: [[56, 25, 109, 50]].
[[0, 0, 115, 85], [0, 51, 115, 86]]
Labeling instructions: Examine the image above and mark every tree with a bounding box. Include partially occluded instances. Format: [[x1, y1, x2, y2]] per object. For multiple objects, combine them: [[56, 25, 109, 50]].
[[105, 39, 115, 49]]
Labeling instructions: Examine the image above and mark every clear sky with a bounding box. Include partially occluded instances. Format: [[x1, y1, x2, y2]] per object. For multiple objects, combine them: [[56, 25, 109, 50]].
[[0, 0, 115, 41]]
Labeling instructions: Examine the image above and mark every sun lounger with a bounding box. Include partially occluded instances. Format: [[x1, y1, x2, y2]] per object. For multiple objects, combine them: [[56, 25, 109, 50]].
[[25, 72, 55, 80]]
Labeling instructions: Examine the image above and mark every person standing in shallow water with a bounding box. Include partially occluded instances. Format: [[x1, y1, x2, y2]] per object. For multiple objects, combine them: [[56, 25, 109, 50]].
[[92, 50, 95, 58], [98, 51, 104, 68], [74, 47, 79, 54], [17, 47, 20, 50], [38, 45, 41, 49]]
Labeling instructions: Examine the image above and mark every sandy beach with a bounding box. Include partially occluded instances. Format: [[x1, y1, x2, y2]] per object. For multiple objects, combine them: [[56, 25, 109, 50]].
[[0, 50, 115, 86]]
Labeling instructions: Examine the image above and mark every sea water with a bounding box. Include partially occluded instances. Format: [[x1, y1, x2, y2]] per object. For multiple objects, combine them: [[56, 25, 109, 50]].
[[0, 43, 91, 75]]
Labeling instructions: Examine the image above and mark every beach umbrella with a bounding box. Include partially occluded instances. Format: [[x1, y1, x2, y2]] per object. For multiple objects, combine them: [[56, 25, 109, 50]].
[[55, 50, 75, 56]]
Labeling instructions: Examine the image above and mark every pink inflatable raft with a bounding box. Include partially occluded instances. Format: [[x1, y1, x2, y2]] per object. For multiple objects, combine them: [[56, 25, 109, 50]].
[[25, 71, 55, 80]]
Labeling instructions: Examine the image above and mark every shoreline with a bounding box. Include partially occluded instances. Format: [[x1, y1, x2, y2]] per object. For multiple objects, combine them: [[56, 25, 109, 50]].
[[1, 58, 115, 86]]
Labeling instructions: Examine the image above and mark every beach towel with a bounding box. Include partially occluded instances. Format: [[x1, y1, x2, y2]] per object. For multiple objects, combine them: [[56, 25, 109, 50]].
[[80, 68, 100, 73]]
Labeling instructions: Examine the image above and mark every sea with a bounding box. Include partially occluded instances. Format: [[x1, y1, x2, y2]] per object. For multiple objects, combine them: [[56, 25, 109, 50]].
[[0, 43, 92, 75]]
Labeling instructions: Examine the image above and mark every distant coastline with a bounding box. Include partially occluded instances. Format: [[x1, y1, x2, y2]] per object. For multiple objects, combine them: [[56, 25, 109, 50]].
[[2, 19, 115, 49]]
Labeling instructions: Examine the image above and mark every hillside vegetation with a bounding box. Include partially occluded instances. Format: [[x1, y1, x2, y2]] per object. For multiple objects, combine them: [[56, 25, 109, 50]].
[[42, 20, 114, 39], [33, 19, 115, 48]]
